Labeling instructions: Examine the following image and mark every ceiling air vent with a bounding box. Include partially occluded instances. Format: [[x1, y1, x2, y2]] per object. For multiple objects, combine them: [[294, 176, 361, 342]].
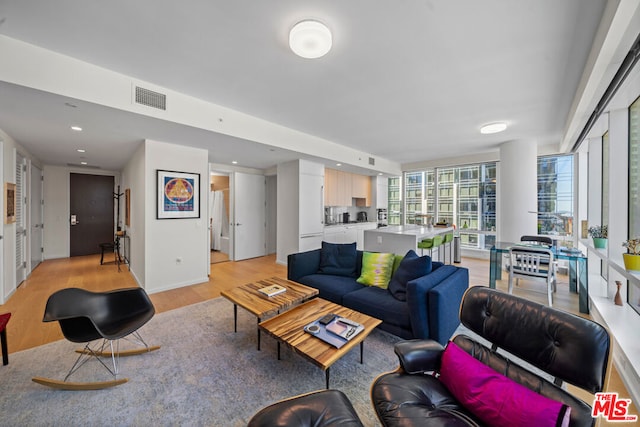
[[369, 157, 375, 166], [134, 86, 167, 110]]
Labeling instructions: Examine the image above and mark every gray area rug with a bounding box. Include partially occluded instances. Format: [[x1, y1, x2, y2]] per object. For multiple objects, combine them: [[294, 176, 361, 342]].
[[0, 297, 403, 426]]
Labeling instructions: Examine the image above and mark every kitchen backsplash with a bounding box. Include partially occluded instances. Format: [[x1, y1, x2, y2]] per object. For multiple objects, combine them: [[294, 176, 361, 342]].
[[325, 206, 376, 224]]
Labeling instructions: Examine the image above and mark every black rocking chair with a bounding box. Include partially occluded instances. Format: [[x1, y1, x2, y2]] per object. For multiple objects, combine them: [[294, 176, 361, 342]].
[[32, 287, 159, 390]]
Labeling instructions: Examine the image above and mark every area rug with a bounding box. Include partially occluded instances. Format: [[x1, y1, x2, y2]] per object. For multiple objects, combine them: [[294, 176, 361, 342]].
[[0, 297, 403, 426]]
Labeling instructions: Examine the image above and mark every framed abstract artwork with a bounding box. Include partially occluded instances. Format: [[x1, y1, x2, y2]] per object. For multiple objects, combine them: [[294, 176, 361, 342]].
[[4, 182, 16, 224], [156, 170, 200, 219]]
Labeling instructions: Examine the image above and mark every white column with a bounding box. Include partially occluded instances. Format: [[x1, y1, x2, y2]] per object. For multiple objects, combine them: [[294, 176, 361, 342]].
[[498, 140, 537, 243]]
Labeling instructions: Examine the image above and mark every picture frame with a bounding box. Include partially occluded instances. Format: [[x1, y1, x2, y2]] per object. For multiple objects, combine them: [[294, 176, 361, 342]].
[[4, 182, 16, 224], [157, 170, 200, 219]]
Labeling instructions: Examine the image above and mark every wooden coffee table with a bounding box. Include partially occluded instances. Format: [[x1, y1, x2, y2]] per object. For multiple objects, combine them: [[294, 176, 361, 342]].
[[258, 298, 382, 388], [220, 277, 318, 350]]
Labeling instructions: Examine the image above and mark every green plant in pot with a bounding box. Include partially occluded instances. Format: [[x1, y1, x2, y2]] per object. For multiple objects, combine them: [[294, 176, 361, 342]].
[[622, 237, 640, 272], [588, 225, 608, 249]]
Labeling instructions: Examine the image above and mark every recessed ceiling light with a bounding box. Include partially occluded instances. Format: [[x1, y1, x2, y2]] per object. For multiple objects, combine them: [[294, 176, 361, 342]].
[[77, 149, 86, 153], [232, 161, 238, 165], [480, 122, 507, 134], [80, 161, 88, 165], [71, 126, 83, 132], [336, 163, 342, 167], [289, 20, 332, 59]]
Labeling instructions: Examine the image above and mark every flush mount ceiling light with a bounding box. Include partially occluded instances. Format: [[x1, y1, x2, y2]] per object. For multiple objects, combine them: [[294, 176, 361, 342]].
[[289, 20, 332, 59], [480, 122, 507, 134]]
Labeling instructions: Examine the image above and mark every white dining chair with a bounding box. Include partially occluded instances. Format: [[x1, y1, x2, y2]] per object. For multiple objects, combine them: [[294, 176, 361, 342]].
[[508, 246, 556, 306]]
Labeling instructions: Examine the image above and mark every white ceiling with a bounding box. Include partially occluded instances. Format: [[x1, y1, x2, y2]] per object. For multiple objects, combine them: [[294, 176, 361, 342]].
[[0, 0, 630, 173]]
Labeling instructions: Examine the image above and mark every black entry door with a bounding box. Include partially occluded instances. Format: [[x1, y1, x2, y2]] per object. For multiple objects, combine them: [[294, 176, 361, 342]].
[[70, 173, 114, 256]]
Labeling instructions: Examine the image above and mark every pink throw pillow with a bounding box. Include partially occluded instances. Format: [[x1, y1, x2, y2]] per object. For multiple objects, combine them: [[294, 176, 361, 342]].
[[439, 342, 571, 427]]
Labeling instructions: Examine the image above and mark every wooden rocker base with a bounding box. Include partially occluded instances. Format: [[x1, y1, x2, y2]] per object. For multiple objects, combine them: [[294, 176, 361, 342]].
[[75, 345, 161, 357], [32, 376, 128, 390]]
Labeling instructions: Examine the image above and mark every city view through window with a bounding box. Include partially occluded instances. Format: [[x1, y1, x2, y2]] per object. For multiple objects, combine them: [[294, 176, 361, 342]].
[[387, 156, 574, 251]]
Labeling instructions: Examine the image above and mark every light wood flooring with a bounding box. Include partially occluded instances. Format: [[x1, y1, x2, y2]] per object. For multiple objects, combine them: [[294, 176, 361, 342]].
[[0, 253, 635, 422]]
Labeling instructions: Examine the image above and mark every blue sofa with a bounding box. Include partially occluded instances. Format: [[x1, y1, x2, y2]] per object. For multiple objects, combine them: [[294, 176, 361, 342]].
[[287, 248, 469, 345]]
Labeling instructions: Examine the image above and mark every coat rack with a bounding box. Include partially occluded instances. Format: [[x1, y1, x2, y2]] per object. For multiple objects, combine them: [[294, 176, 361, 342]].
[[113, 185, 126, 271]]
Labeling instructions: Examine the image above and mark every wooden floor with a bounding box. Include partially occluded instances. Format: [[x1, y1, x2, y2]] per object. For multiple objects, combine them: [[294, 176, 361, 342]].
[[0, 253, 635, 422]]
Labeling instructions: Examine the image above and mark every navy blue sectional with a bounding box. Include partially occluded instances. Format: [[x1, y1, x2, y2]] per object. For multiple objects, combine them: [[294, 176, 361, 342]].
[[287, 249, 469, 345]]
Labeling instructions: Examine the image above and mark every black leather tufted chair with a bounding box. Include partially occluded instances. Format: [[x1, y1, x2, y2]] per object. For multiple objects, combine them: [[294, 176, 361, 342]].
[[371, 287, 610, 427], [247, 389, 364, 427]]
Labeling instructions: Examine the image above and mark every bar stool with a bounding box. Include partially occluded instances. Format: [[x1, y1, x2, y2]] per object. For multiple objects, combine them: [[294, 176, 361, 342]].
[[0, 312, 11, 365], [418, 235, 444, 260], [442, 233, 454, 264]]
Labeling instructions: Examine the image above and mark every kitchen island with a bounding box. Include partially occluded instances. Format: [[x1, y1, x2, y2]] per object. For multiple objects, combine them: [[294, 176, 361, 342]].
[[364, 225, 454, 257]]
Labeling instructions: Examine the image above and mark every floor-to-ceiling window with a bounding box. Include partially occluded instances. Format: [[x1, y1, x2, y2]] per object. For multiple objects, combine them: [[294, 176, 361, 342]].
[[388, 176, 401, 225], [401, 162, 497, 250], [537, 155, 574, 237]]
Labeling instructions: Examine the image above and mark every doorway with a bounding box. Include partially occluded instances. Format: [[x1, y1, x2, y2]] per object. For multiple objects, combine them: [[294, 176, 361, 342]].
[[209, 172, 230, 264], [69, 173, 115, 256], [30, 164, 43, 271]]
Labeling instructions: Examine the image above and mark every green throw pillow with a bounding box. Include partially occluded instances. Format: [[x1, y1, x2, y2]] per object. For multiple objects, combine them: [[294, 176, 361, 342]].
[[357, 252, 395, 289]]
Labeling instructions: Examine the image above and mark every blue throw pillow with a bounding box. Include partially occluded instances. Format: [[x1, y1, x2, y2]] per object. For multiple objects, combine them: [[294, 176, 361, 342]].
[[388, 250, 432, 301], [318, 242, 358, 277]]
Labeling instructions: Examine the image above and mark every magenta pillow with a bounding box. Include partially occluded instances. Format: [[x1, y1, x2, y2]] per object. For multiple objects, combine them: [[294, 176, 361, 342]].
[[439, 342, 571, 427]]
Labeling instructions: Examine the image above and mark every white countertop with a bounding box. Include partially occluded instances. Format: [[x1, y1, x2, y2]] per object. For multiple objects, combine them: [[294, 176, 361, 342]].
[[366, 224, 454, 237], [324, 221, 378, 228]]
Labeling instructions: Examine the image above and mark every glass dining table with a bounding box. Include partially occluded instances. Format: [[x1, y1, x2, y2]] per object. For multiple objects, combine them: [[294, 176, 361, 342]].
[[489, 242, 589, 314]]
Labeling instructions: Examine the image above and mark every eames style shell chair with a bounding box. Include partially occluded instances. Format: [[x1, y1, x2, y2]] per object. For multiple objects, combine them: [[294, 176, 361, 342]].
[[32, 287, 159, 390]]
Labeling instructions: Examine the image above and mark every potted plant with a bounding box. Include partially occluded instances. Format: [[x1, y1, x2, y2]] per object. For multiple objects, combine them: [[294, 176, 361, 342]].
[[588, 225, 608, 249], [622, 237, 640, 272]]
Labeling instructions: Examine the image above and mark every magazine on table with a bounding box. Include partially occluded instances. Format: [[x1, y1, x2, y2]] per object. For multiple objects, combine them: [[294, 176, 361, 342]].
[[257, 284, 287, 297], [304, 315, 364, 348]]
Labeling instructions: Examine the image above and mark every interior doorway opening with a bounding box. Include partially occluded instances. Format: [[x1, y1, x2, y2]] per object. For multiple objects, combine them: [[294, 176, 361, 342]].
[[209, 172, 230, 264]]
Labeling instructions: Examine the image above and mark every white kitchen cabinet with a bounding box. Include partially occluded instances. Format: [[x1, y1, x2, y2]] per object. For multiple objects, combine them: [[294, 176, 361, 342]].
[[299, 173, 325, 236], [371, 176, 388, 209], [355, 222, 378, 250], [344, 226, 358, 245], [323, 226, 346, 244], [277, 159, 325, 264], [325, 222, 378, 250]]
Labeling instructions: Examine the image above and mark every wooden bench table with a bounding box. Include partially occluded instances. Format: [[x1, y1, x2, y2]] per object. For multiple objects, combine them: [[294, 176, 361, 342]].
[[259, 298, 382, 388], [220, 277, 318, 350]]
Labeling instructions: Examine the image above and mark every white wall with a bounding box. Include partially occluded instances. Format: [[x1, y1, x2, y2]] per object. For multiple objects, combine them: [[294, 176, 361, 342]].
[[143, 139, 209, 293], [1, 128, 41, 303], [42, 165, 120, 260], [266, 175, 277, 255], [276, 160, 299, 265], [121, 142, 146, 286]]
